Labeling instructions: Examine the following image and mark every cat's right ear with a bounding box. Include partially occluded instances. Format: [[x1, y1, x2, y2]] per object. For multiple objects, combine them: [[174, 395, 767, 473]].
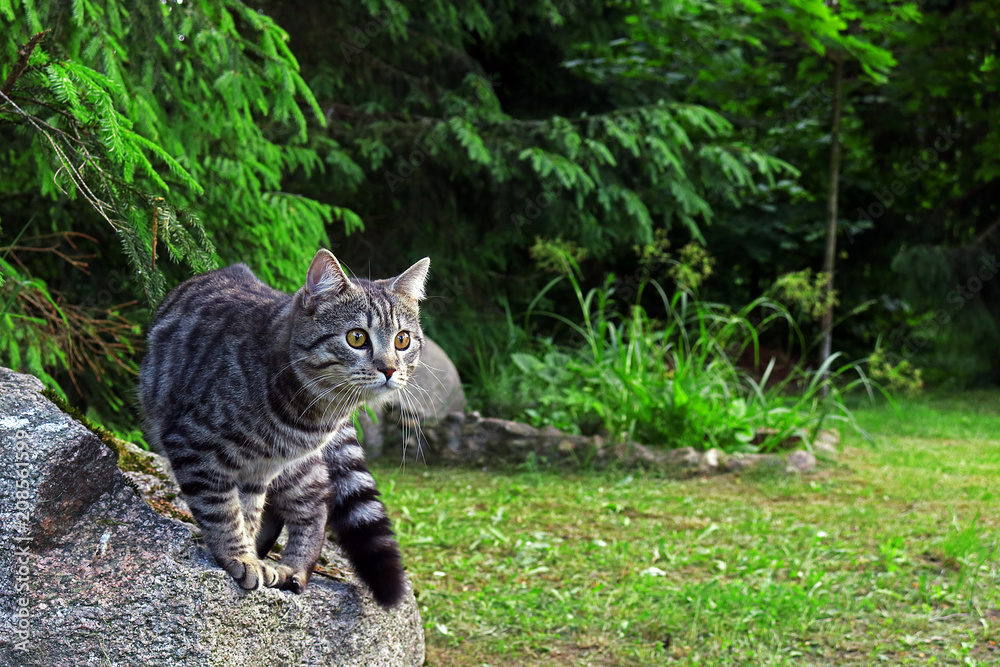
[[303, 249, 352, 310]]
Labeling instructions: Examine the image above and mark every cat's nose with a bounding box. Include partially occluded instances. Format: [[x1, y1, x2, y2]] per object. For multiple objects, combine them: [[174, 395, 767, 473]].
[[378, 366, 396, 380]]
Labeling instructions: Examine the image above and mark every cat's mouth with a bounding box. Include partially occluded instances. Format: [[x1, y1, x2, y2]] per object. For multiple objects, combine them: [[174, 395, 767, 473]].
[[360, 381, 400, 411], [363, 381, 397, 397]]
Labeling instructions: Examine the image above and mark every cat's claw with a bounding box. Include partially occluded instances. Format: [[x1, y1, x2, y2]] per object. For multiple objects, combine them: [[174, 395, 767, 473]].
[[261, 561, 280, 588], [275, 569, 309, 594], [266, 564, 299, 591]]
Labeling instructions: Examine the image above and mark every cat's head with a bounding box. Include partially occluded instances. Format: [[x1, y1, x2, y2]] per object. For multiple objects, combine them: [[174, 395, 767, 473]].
[[291, 249, 430, 412]]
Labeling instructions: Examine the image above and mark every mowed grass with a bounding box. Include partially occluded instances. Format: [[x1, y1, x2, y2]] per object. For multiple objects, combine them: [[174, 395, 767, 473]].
[[370, 392, 1000, 665]]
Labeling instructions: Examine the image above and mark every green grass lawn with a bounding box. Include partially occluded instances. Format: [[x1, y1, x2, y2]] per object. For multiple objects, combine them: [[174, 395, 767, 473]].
[[371, 392, 1000, 665]]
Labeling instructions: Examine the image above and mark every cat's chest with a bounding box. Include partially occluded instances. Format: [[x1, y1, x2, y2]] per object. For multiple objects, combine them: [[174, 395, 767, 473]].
[[262, 421, 344, 462], [232, 427, 337, 483]]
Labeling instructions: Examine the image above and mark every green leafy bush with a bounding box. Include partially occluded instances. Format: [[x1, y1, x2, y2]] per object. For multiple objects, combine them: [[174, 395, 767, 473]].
[[867, 342, 924, 397], [499, 247, 876, 452]]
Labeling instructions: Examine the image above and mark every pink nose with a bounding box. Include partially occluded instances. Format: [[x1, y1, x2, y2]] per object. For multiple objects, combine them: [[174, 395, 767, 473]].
[[382, 367, 395, 380]]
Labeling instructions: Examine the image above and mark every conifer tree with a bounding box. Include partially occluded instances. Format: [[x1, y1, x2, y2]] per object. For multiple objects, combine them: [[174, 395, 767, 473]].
[[0, 0, 355, 428]]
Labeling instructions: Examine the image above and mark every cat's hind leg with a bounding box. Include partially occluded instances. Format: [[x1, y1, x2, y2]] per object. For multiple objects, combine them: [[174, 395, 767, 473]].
[[256, 501, 285, 559]]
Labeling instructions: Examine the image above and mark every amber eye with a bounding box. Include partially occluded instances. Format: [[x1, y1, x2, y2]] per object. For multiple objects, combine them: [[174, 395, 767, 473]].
[[394, 331, 411, 350], [346, 329, 368, 348]]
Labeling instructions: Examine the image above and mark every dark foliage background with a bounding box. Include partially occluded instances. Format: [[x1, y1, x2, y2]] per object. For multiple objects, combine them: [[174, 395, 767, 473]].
[[2, 0, 998, 434]]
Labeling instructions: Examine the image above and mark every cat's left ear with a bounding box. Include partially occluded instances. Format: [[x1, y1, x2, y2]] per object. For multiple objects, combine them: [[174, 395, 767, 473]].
[[389, 257, 430, 301], [304, 249, 352, 309]]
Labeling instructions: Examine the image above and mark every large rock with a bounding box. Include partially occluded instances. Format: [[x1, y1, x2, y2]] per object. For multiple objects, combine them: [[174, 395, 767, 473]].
[[0, 367, 424, 667]]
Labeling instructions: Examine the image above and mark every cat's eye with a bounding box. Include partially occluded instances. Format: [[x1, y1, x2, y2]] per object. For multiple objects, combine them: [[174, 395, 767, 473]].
[[394, 331, 411, 350], [346, 329, 368, 348]]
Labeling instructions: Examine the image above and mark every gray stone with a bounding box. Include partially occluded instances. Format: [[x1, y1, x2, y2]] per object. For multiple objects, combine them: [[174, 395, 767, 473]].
[[699, 448, 723, 473], [613, 441, 666, 467], [723, 453, 751, 473], [786, 449, 818, 473], [665, 446, 702, 470], [724, 453, 783, 473], [0, 367, 424, 667], [813, 429, 840, 459], [813, 441, 838, 458], [815, 428, 841, 446]]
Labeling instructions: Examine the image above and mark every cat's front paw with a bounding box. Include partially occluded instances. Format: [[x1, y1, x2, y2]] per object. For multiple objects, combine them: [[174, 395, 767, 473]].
[[276, 569, 310, 594], [224, 555, 279, 591], [266, 563, 298, 591]]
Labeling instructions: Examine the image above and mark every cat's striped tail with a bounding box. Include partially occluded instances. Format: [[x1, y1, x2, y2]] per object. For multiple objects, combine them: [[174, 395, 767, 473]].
[[325, 429, 406, 608]]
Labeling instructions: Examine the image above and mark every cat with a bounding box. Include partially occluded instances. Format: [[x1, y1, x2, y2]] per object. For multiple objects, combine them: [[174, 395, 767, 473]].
[[138, 249, 429, 608]]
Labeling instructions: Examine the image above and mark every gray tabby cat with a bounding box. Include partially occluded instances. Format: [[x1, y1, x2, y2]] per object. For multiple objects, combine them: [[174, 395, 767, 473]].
[[138, 249, 429, 607]]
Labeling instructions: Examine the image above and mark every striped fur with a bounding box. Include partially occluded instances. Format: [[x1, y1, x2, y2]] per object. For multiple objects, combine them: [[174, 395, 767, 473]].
[[139, 249, 429, 607]]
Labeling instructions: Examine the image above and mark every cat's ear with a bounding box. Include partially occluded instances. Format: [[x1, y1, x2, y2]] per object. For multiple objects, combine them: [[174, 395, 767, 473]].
[[304, 249, 351, 308], [389, 257, 430, 301]]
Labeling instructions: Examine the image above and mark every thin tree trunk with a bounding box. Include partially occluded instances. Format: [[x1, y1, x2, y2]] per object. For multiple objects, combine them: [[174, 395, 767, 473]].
[[819, 53, 844, 368]]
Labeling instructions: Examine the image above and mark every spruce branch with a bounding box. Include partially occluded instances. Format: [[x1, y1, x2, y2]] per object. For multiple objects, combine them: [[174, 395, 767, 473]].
[[1, 30, 49, 96], [0, 89, 121, 228]]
